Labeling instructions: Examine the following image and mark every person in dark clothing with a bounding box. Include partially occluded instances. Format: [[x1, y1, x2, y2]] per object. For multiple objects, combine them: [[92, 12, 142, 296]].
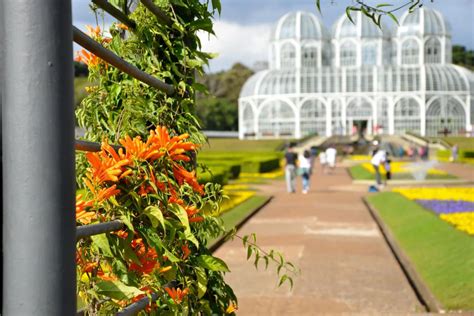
[[284, 146, 298, 193]]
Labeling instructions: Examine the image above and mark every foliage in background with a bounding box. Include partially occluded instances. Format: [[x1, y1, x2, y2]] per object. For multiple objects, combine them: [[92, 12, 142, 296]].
[[452, 45, 474, 71], [195, 63, 253, 131]]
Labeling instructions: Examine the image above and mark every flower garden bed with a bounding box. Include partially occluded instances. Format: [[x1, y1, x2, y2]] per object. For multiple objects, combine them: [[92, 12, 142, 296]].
[[393, 187, 474, 235], [367, 191, 474, 311], [349, 161, 457, 181]]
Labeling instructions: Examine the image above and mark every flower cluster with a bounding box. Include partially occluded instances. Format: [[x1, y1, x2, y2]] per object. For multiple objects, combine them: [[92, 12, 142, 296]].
[[394, 187, 474, 235], [362, 162, 447, 175], [75, 127, 234, 313]]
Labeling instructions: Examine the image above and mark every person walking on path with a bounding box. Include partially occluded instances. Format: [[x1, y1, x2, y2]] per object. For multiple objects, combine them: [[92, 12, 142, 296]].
[[319, 150, 328, 174], [325, 145, 337, 174], [299, 150, 312, 194], [371, 148, 386, 187], [451, 144, 458, 162], [284, 145, 298, 193]]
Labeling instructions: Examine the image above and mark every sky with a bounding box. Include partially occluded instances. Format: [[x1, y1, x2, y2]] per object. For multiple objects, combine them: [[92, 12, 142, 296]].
[[73, 0, 474, 72]]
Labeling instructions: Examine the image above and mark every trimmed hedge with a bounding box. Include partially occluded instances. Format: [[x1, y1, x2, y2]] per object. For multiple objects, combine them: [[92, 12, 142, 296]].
[[241, 157, 281, 173], [437, 149, 474, 162], [197, 167, 229, 186]]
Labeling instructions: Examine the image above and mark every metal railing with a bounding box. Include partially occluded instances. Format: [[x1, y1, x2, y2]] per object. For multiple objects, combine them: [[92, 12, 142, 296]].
[[2, 0, 184, 314]]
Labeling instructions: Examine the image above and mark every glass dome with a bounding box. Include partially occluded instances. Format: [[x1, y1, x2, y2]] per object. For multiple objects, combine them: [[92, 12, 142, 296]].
[[398, 7, 450, 37], [272, 11, 329, 41], [333, 11, 390, 39], [239, 65, 471, 98]]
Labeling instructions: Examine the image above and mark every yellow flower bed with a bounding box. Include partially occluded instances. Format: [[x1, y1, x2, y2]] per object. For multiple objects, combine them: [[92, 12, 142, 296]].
[[240, 169, 284, 179], [393, 187, 474, 202], [361, 161, 447, 175], [350, 155, 372, 161], [219, 190, 255, 214], [440, 212, 474, 235]]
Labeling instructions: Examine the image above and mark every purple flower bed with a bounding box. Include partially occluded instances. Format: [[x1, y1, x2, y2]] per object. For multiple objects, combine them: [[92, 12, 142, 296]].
[[415, 199, 474, 214]]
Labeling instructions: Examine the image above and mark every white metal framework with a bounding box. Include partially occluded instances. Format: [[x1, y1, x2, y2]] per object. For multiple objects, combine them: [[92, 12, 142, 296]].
[[239, 9, 474, 139]]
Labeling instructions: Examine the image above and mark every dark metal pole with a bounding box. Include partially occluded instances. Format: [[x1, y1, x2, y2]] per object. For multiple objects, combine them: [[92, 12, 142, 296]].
[[2, 0, 76, 314]]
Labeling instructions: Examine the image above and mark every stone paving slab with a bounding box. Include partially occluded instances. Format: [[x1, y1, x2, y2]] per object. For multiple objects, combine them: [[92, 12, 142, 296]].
[[215, 167, 423, 315]]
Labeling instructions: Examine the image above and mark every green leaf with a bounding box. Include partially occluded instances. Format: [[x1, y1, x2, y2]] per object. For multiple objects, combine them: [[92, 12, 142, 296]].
[[387, 12, 399, 25], [315, 0, 321, 13], [376, 3, 393, 8], [211, 0, 221, 15], [96, 280, 144, 300], [278, 274, 288, 287], [197, 255, 230, 272], [140, 227, 180, 263], [91, 233, 113, 257], [120, 214, 134, 232], [144, 205, 165, 230], [170, 204, 199, 248], [246, 246, 252, 260], [195, 267, 208, 298], [345, 7, 355, 24]]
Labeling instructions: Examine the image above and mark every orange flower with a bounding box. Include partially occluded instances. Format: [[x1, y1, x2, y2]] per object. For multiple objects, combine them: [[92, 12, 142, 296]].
[[131, 287, 156, 312], [85, 148, 130, 184], [226, 302, 238, 314], [82, 261, 98, 273], [116, 23, 129, 31], [173, 165, 204, 195], [75, 194, 96, 224], [86, 25, 101, 38], [181, 244, 191, 260], [75, 49, 101, 67], [128, 238, 160, 275], [165, 287, 189, 304], [96, 185, 120, 202]]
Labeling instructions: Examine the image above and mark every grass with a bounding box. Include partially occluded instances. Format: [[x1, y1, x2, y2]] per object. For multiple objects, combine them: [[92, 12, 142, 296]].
[[429, 136, 474, 150], [201, 138, 285, 153], [348, 165, 457, 180], [367, 192, 474, 311]]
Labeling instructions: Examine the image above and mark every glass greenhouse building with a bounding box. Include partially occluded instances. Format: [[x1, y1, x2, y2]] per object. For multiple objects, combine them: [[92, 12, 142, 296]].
[[238, 8, 474, 139]]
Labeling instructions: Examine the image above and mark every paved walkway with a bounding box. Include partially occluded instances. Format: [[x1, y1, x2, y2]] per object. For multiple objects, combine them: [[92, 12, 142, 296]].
[[215, 166, 423, 315]]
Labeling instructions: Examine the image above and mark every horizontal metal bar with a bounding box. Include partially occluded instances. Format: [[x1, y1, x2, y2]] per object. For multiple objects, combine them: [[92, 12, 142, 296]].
[[73, 26, 175, 95], [139, 0, 172, 27], [115, 281, 177, 315], [92, 0, 136, 29], [115, 292, 159, 316], [75, 139, 123, 152], [76, 220, 124, 240], [92, 0, 137, 29]]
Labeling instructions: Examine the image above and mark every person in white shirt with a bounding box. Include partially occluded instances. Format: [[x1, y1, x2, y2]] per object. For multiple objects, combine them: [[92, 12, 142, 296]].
[[371, 149, 386, 186], [299, 150, 312, 194], [325, 145, 337, 173], [319, 151, 327, 174]]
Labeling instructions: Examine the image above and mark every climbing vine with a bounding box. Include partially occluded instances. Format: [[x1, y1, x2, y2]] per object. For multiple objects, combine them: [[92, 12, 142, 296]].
[[75, 0, 298, 314]]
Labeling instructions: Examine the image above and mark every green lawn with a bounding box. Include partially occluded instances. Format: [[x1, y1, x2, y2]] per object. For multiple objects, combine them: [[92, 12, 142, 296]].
[[201, 138, 286, 153], [367, 192, 474, 311], [429, 136, 474, 150], [349, 165, 457, 180]]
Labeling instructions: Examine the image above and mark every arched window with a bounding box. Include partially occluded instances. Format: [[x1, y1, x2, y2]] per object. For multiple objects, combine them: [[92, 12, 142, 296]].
[[340, 41, 356, 66], [426, 97, 466, 136], [241, 104, 255, 136], [362, 42, 378, 65], [258, 100, 296, 137], [280, 42, 296, 69], [401, 39, 420, 64], [302, 45, 318, 68], [394, 98, 421, 134], [300, 99, 326, 136], [331, 100, 343, 135], [425, 38, 441, 63]]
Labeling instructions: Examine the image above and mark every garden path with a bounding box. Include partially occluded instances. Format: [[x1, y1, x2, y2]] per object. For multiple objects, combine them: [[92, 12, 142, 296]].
[[214, 165, 424, 315], [437, 162, 474, 182]]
